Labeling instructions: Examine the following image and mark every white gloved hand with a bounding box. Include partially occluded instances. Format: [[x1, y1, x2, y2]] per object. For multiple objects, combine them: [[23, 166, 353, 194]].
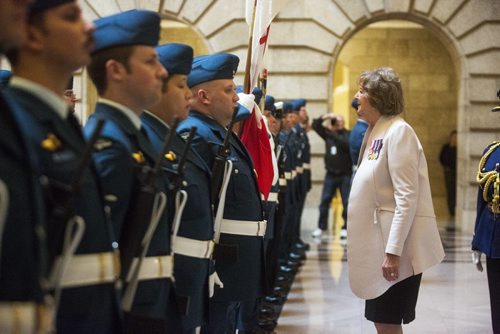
[[472, 250, 483, 272], [237, 93, 256, 111], [208, 271, 224, 298]]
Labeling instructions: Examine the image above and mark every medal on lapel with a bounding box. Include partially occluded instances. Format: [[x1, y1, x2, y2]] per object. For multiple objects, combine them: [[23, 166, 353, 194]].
[[368, 139, 383, 160], [41, 133, 62, 151], [132, 151, 145, 164]]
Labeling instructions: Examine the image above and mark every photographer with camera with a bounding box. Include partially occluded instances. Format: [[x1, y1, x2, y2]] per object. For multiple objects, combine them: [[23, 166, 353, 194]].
[[312, 113, 352, 239]]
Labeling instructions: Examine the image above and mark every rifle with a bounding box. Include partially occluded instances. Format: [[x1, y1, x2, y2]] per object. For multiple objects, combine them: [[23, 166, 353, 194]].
[[211, 106, 239, 207], [169, 127, 197, 238], [42, 119, 105, 330], [120, 118, 180, 312]]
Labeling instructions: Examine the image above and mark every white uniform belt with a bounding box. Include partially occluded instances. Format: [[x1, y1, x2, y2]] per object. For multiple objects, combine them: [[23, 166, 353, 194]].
[[292, 170, 297, 178], [303, 163, 311, 169], [279, 178, 287, 186], [0, 302, 52, 333], [220, 219, 267, 237], [297, 166, 304, 173], [284, 172, 292, 180], [261, 192, 278, 202], [172, 236, 214, 259], [55, 252, 119, 288], [127, 255, 173, 282]]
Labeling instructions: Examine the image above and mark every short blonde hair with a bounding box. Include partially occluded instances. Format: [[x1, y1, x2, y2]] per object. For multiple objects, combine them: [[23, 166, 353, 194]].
[[359, 67, 404, 116]]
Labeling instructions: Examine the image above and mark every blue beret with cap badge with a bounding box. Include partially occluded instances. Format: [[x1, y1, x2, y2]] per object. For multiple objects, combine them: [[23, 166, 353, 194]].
[[92, 10, 161, 54], [156, 43, 193, 75], [188, 53, 239, 88]]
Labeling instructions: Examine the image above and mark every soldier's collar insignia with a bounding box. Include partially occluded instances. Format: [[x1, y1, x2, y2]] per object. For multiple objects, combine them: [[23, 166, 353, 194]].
[[132, 151, 145, 164], [368, 138, 383, 160], [41, 133, 61, 151], [165, 150, 177, 161]]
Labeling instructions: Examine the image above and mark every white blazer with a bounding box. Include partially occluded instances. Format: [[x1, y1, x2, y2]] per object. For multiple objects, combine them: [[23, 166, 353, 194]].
[[347, 115, 444, 300]]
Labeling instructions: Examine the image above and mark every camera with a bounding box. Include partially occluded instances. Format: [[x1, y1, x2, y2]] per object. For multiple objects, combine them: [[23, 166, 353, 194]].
[[331, 117, 337, 126]]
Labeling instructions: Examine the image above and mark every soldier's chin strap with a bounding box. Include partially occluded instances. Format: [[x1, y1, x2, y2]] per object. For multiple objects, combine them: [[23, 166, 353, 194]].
[[48, 215, 86, 333], [0, 179, 9, 275], [122, 191, 167, 312]]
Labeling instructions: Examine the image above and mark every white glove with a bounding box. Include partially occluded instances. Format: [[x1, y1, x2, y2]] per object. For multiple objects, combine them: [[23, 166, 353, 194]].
[[472, 251, 483, 272], [208, 271, 224, 298]]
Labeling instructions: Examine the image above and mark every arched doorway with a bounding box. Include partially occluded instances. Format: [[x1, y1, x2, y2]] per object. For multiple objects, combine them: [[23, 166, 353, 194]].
[[333, 19, 459, 224]]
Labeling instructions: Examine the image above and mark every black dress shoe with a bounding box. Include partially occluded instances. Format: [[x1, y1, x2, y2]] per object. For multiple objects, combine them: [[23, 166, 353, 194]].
[[276, 274, 293, 283], [259, 305, 276, 318], [279, 265, 297, 275], [288, 251, 305, 261], [258, 318, 278, 331], [264, 294, 285, 305]]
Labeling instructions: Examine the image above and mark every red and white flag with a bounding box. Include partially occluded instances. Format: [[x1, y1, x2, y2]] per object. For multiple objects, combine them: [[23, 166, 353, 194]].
[[241, 0, 287, 200], [245, 0, 288, 90]]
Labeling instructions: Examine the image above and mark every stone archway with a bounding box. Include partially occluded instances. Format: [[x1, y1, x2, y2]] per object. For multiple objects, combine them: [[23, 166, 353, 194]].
[[80, 0, 500, 232]]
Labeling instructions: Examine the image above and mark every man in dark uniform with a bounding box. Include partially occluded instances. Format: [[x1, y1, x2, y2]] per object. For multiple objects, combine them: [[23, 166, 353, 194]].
[[84, 10, 180, 333], [472, 89, 500, 334], [141, 43, 214, 333], [0, 1, 50, 331], [177, 53, 265, 334], [4, 0, 122, 332]]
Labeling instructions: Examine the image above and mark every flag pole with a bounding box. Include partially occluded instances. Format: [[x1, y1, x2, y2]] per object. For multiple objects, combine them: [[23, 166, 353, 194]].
[[243, 0, 257, 94]]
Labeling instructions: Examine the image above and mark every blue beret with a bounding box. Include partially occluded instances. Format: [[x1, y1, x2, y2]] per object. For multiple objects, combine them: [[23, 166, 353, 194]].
[[351, 97, 359, 110], [188, 54, 239, 88], [291, 98, 307, 111], [283, 101, 293, 114], [156, 43, 193, 75], [236, 85, 263, 105], [93, 10, 160, 54], [264, 95, 275, 112], [30, 0, 74, 15], [252, 87, 263, 106], [0, 70, 12, 88], [235, 104, 252, 123]]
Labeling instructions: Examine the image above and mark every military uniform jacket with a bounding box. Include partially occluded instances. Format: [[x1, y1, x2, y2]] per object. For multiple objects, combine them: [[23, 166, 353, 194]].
[[472, 142, 500, 258], [5, 87, 120, 332], [141, 111, 212, 327], [84, 103, 173, 320], [178, 110, 264, 302], [0, 92, 47, 305], [347, 115, 444, 300]]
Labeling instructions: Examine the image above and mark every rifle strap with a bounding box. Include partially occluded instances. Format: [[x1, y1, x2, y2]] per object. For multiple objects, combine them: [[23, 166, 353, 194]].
[[213, 160, 233, 244], [171, 190, 188, 238]]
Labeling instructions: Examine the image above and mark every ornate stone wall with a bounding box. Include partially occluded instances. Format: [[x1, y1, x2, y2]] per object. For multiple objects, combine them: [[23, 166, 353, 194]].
[[78, 0, 500, 232]]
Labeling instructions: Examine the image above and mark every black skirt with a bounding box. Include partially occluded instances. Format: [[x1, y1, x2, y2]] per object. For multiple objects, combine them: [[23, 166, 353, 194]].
[[365, 273, 422, 324]]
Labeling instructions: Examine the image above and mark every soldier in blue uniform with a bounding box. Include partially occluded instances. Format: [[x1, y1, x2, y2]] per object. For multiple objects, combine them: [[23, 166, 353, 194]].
[[0, 1, 50, 331], [4, 1, 122, 332], [472, 90, 500, 333], [177, 53, 265, 334], [141, 43, 214, 333], [84, 10, 180, 333]]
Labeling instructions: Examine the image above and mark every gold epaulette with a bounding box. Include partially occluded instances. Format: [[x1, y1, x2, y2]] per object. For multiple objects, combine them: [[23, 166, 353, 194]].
[[477, 141, 500, 207]]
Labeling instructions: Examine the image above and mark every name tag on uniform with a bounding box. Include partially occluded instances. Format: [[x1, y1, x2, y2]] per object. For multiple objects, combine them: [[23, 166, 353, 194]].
[[368, 139, 383, 160], [330, 146, 337, 155]]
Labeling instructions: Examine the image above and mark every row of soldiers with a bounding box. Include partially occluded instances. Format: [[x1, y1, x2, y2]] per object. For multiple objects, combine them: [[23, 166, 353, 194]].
[[0, 1, 313, 333]]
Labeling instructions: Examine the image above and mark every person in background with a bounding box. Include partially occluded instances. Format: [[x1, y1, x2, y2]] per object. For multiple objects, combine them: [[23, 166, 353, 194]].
[[349, 97, 368, 175], [439, 130, 457, 231], [64, 77, 77, 115], [347, 67, 444, 334], [471, 89, 500, 334], [312, 113, 352, 240]]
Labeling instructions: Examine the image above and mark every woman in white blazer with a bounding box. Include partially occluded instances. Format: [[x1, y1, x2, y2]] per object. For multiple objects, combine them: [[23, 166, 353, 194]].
[[347, 67, 444, 333]]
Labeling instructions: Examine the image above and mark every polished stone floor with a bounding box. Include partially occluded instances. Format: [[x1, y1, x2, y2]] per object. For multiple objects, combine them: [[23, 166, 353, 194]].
[[275, 211, 493, 333]]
